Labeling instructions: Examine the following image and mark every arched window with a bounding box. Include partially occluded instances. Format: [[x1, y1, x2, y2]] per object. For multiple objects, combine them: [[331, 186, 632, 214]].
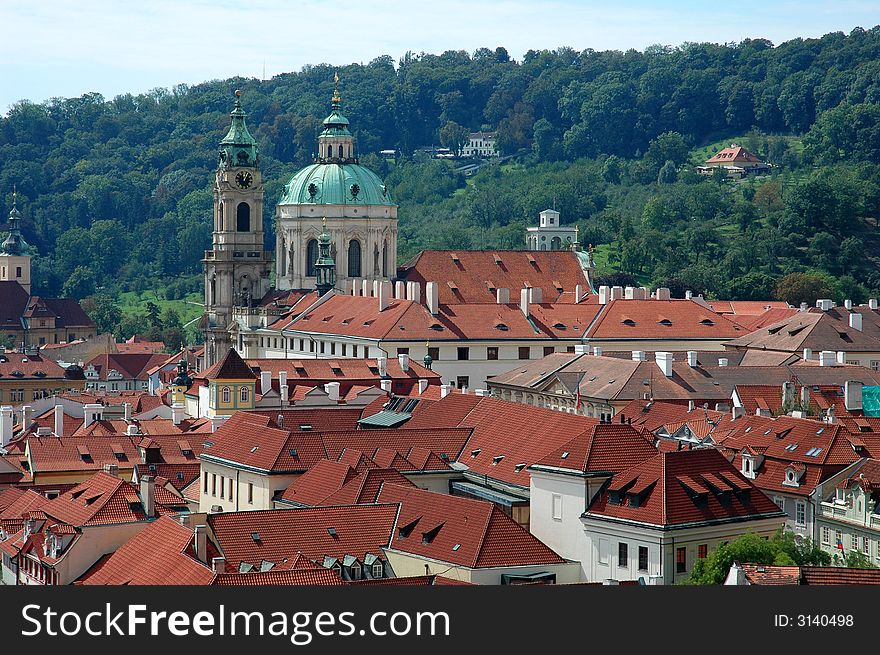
[[306, 239, 319, 277], [327, 145, 332, 158], [240, 386, 249, 403], [236, 202, 250, 232], [551, 236, 561, 250], [338, 145, 344, 158], [221, 386, 231, 403], [348, 240, 361, 277]]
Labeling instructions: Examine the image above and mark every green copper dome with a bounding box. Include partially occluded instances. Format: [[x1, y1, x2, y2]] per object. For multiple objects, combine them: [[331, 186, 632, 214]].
[[280, 163, 395, 206], [1, 196, 34, 256]]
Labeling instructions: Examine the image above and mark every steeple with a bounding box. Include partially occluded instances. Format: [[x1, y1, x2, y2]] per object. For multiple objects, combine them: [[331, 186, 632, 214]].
[[219, 90, 258, 169], [317, 72, 356, 164], [314, 218, 336, 296], [1, 188, 32, 256]]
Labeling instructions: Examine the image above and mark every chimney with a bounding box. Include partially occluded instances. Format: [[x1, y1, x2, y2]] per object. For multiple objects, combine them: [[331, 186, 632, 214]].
[[140, 475, 156, 518], [378, 280, 392, 311], [372, 279, 380, 298], [688, 400, 695, 411], [349, 279, 358, 296], [687, 351, 698, 367], [639, 287, 651, 300], [426, 281, 439, 315], [845, 381, 863, 412], [685, 290, 693, 300], [398, 353, 410, 372], [440, 384, 453, 398], [632, 350, 646, 361], [380, 379, 392, 394], [655, 287, 671, 300], [871, 299, 879, 310], [850, 313, 863, 331], [803, 348, 812, 361], [377, 356, 388, 378], [103, 463, 119, 477], [718, 358, 728, 367], [325, 382, 341, 402], [474, 389, 488, 397], [123, 403, 132, 422], [656, 352, 673, 377], [624, 286, 635, 300], [279, 370, 287, 388], [260, 371, 272, 395], [361, 279, 370, 297], [460, 386, 468, 395], [520, 288, 531, 318], [845, 299, 853, 310], [801, 385, 810, 407], [83, 403, 103, 428], [837, 351, 847, 364], [211, 415, 230, 433], [782, 380, 795, 407], [408, 282, 422, 303], [800, 302, 808, 311], [21, 405, 33, 431], [279, 385, 289, 407], [53, 404, 64, 437], [529, 286, 543, 304], [417, 379, 428, 395], [212, 557, 227, 574], [816, 299, 834, 311], [732, 406, 745, 420], [194, 524, 207, 563], [126, 424, 139, 436], [171, 403, 185, 425], [574, 284, 583, 303], [395, 280, 405, 299], [593, 346, 602, 357], [610, 286, 624, 301], [819, 350, 836, 367], [574, 344, 589, 355], [598, 286, 610, 305], [496, 287, 510, 304]]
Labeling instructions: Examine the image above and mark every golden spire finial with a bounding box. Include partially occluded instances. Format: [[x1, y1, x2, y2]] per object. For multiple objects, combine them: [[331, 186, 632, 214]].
[[234, 89, 242, 98], [331, 71, 341, 106], [12, 184, 16, 206]]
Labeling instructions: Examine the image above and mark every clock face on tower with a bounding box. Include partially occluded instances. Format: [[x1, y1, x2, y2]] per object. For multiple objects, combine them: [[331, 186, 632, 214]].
[[235, 171, 253, 189]]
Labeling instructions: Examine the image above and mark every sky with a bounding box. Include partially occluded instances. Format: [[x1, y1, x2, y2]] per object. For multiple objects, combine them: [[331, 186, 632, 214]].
[[1, 0, 878, 114]]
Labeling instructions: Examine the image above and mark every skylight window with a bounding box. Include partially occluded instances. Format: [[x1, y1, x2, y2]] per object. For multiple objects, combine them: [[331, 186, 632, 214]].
[[744, 427, 752, 433], [492, 455, 505, 466], [816, 428, 825, 435], [250, 532, 261, 542], [561, 452, 570, 459], [327, 527, 337, 537], [452, 544, 461, 551], [514, 463, 527, 472], [470, 449, 481, 458], [805, 447, 823, 457]]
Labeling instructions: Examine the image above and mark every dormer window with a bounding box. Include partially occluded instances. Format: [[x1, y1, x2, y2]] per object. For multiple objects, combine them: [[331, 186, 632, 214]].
[[371, 561, 384, 578], [349, 561, 362, 580]]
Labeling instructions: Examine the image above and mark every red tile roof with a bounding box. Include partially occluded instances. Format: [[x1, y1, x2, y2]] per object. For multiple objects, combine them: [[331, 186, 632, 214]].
[[398, 249, 591, 305], [208, 505, 398, 571], [280, 460, 358, 506], [42, 471, 171, 526], [705, 145, 765, 165], [738, 563, 880, 585], [378, 484, 565, 568], [0, 353, 68, 379], [585, 299, 745, 340], [198, 348, 256, 380], [78, 516, 214, 585], [211, 569, 345, 586], [84, 353, 168, 381], [586, 448, 784, 527], [530, 423, 658, 475], [320, 468, 415, 506]]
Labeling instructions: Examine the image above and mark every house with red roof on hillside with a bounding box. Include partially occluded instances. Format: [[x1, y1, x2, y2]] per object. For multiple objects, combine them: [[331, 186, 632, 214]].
[[697, 144, 771, 177], [579, 448, 784, 584]]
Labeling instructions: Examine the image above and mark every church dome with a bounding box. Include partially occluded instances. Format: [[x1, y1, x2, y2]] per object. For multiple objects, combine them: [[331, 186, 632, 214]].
[[279, 73, 394, 208], [280, 163, 394, 206]]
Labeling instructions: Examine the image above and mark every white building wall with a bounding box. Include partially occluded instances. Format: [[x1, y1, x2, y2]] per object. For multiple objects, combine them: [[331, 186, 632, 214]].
[[198, 460, 299, 512]]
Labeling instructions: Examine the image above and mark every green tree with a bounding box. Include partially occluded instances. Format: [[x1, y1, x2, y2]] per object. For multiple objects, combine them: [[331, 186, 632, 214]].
[[438, 120, 470, 157], [80, 294, 122, 335], [657, 160, 678, 184], [62, 266, 97, 299], [774, 272, 834, 307]]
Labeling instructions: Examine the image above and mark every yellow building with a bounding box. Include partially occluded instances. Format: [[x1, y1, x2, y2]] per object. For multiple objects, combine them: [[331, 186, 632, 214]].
[[197, 348, 256, 418]]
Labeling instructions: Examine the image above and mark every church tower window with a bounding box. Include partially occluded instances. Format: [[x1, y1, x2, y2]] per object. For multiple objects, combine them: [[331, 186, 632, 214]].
[[348, 240, 361, 277], [236, 202, 251, 232], [306, 239, 319, 277], [218, 203, 224, 230]]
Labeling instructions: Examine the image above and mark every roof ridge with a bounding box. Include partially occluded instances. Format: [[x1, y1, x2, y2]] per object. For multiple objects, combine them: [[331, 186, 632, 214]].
[[470, 501, 497, 569]]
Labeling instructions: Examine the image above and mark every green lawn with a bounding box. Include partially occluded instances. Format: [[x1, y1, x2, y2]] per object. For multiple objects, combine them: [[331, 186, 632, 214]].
[[118, 290, 204, 326], [689, 133, 803, 165]]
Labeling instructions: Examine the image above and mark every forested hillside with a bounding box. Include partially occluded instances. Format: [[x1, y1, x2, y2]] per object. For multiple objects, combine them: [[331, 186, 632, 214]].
[[2, 28, 880, 342]]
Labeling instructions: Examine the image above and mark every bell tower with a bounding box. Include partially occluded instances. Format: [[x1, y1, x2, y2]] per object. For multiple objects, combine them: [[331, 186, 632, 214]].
[[0, 189, 34, 293], [202, 90, 272, 368]]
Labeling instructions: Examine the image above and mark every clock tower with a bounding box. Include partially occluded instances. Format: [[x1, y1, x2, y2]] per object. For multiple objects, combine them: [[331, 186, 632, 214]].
[[202, 90, 272, 368]]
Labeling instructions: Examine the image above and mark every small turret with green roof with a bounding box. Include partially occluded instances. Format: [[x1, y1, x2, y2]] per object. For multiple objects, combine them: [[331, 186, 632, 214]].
[[314, 218, 336, 296], [1, 189, 34, 256], [218, 90, 258, 169]]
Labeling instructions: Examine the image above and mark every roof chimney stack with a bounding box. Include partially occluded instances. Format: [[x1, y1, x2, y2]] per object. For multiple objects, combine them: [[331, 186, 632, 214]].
[[83, 403, 103, 428], [212, 557, 227, 574], [171, 403, 185, 426], [194, 524, 207, 563], [718, 358, 728, 367], [845, 299, 853, 310], [123, 402, 132, 422], [687, 351, 698, 368], [632, 350, 646, 361], [574, 344, 588, 355], [529, 286, 543, 304], [380, 379, 392, 394], [819, 350, 836, 367], [260, 371, 272, 396], [845, 381, 863, 412], [398, 353, 410, 372], [140, 475, 156, 518], [496, 287, 510, 304], [426, 281, 438, 315], [593, 346, 602, 357], [395, 280, 405, 299], [871, 298, 879, 310], [598, 286, 610, 305], [520, 288, 531, 318], [574, 284, 583, 304], [440, 384, 453, 398], [655, 287, 671, 300], [656, 352, 673, 377], [377, 356, 388, 378], [816, 299, 834, 311], [803, 348, 812, 361], [417, 379, 428, 395], [850, 313, 863, 332], [325, 381, 341, 402], [53, 404, 64, 437]]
